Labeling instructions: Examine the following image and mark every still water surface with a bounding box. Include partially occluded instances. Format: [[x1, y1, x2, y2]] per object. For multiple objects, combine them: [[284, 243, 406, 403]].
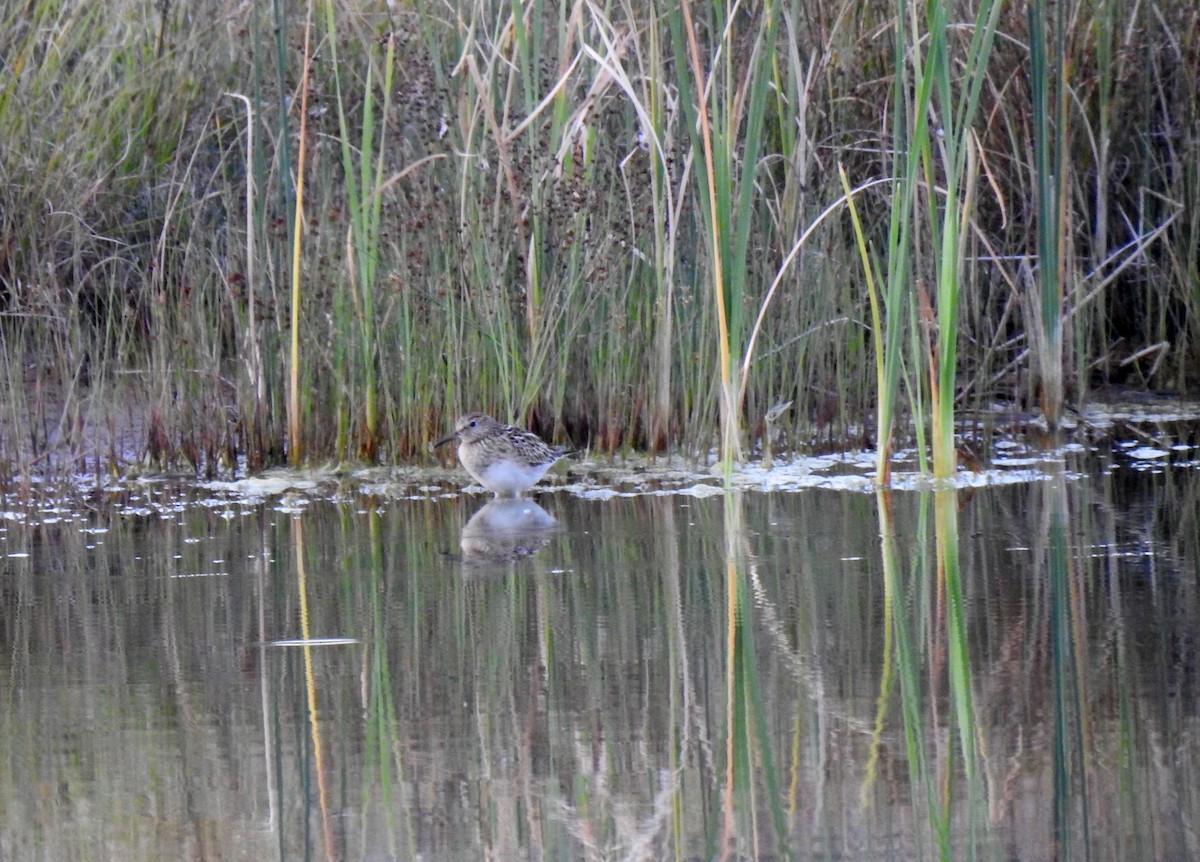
[[2, 455, 1197, 860]]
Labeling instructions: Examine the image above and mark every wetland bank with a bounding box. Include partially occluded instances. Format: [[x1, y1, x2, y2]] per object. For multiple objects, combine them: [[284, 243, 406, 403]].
[[3, 0, 1200, 859]]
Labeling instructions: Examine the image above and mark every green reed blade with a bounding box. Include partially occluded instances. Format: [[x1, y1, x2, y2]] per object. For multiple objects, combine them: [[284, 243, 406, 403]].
[[1029, 0, 1065, 426]]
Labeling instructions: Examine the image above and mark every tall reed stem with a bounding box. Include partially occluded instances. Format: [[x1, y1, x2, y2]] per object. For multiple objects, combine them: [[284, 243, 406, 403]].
[[1030, 0, 1067, 426], [288, 8, 313, 465], [678, 0, 735, 472]]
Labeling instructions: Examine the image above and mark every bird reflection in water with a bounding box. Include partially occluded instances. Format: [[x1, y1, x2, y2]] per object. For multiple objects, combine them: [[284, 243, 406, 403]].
[[459, 498, 561, 566]]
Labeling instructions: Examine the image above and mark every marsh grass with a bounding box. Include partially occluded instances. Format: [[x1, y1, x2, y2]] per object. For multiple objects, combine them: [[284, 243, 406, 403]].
[[0, 0, 1197, 474]]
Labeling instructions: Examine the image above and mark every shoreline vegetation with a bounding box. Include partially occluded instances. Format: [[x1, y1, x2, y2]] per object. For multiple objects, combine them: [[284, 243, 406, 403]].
[[0, 1, 1196, 481]]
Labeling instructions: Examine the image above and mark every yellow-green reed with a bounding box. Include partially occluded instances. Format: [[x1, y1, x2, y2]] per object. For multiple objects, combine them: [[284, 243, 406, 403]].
[[841, 0, 999, 482], [672, 0, 781, 473], [322, 6, 397, 460], [913, 0, 1002, 477], [287, 8, 313, 466], [674, 0, 735, 471], [841, 164, 899, 482]]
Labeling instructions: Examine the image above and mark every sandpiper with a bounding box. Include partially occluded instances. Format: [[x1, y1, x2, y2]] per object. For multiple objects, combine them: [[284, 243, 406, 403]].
[[434, 413, 567, 497]]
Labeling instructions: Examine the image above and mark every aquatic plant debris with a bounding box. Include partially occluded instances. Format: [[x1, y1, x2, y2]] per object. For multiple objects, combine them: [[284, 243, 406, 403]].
[[1126, 446, 1169, 460], [0, 403, 1195, 520]]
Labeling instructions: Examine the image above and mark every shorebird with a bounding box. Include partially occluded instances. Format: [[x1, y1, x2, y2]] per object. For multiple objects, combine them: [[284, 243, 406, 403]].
[[434, 413, 566, 497]]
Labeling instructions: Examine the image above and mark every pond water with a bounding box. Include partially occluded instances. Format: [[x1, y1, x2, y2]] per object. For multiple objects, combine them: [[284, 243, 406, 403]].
[[2, 441, 1198, 860]]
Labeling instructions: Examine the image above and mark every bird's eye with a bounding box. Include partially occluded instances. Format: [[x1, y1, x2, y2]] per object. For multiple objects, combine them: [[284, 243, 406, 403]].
[[469, 420, 477, 428]]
